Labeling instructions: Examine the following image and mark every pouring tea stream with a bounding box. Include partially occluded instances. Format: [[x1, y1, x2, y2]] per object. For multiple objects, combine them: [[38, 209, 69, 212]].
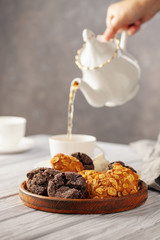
[[72, 29, 140, 107]]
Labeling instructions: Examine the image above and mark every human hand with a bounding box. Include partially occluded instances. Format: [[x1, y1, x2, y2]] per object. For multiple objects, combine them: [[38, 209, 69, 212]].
[[104, 0, 160, 40]]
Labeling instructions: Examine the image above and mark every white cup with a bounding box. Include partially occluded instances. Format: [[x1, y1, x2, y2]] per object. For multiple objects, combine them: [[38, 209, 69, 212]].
[[0, 116, 26, 149], [49, 134, 104, 158]]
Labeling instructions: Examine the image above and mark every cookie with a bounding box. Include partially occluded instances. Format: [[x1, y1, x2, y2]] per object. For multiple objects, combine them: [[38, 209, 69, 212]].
[[79, 170, 110, 199], [47, 171, 87, 199], [106, 161, 137, 173], [80, 163, 139, 199], [26, 167, 60, 195], [50, 153, 84, 172], [106, 163, 139, 196], [71, 152, 94, 170]]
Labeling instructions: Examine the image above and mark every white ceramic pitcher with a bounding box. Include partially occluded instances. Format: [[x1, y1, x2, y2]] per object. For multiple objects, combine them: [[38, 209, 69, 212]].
[[73, 29, 140, 107]]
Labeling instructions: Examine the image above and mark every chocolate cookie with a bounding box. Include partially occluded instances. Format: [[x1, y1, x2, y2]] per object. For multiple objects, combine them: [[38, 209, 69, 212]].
[[47, 171, 87, 199], [71, 152, 94, 170], [106, 161, 137, 173], [26, 167, 60, 196]]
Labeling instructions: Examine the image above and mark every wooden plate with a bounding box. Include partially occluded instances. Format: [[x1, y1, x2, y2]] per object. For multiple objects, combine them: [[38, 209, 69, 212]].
[[19, 181, 148, 214]]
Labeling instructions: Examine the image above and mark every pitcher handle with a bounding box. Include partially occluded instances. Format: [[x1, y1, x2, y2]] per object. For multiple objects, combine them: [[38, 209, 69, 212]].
[[120, 31, 128, 51]]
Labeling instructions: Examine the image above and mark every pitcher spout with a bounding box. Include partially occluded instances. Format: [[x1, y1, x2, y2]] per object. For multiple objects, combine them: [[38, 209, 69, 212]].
[[72, 78, 107, 107]]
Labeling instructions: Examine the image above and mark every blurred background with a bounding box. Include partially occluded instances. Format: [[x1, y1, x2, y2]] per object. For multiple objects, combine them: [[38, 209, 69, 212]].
[[0, 0, 160, 144]]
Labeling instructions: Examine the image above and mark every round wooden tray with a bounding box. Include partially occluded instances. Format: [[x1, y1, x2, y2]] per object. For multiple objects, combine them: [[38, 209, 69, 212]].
[[19, 181, 148, 214]]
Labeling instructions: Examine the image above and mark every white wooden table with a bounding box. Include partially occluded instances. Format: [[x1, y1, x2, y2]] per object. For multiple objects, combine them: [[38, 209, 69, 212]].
[[0, 135, 160, 240]]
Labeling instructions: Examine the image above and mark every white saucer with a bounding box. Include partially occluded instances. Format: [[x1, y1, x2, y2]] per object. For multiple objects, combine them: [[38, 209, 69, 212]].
[[0, 137, 35, 154]]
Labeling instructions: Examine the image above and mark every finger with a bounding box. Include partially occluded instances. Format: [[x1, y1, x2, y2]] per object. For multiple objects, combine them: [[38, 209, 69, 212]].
[[117, 25, 129, 33], [104, 19, 142, 40], [134, 19, 142, 26], [103, 28, 114, 41], [106, 13, 114, 28], [127, 25, 141, 35], [106, 6, 115, 28], [103, 26, 117, 40], [104, 17, 121, 40], [117, 20, 141, 34]]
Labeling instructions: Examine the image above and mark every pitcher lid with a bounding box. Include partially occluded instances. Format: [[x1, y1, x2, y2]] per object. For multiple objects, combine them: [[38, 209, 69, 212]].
[[75, 29, 120, 70]]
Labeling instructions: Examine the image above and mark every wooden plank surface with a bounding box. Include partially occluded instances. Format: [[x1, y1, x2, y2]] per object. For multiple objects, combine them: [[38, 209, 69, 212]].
[[0, 135, 160, 240]]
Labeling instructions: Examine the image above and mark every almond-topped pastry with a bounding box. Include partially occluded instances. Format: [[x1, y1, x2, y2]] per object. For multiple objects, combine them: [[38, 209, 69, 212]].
[[106, 163, 140, 197], [79, 163, 140, 199], [79, 170, 111, 199], [106, 161, 137, 173], [50, 153, 84, 172]]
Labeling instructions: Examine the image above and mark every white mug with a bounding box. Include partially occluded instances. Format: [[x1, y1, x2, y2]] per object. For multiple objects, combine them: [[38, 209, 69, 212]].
[[49, 134, 104, 158], [0, 116, 26, 148]]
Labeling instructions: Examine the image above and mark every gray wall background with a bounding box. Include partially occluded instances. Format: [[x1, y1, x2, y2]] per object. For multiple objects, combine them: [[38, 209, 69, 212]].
[[0, 0, 160, 144]]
